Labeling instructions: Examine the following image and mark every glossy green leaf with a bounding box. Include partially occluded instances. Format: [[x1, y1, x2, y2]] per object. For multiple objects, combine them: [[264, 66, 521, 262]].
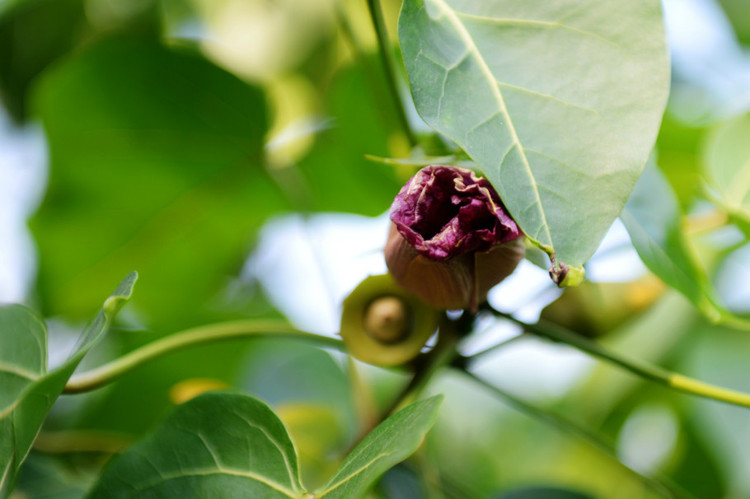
[[398, 0, 670, 270], [30, 36, 286, 332], [0, 272, 136, 498], [703, 111, 750, 229], [621, 164, 748, 328], [315, 395, 442, 499], [87, 392, 442, 499], [86, 392, 305, 499]]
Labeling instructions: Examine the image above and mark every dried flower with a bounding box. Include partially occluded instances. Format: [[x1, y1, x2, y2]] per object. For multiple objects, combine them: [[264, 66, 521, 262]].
[[385, 165, 524, 310]]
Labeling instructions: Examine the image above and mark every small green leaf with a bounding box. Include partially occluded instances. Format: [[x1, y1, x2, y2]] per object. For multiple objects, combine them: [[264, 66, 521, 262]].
[[703, 111, 750, 229], [315, 395, 442, 499], [621, 164, 748, 328], [0, 272, 136, 498], [87, 392, 305, 499], [399, 0, 670, 270]]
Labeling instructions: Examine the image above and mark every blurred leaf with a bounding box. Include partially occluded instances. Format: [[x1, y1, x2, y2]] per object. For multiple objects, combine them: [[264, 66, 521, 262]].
[[494, 487, 595, 499], [703, 111, 750, 231], [87, 392, 442, 499], [540, 276, 665, 338], [31, 36, 287, 332], [241, 341, 354, 431], [716, 0, 750, 45], [290, 58, 403, 215], [0, 0, 159, 122], [398, 0, 670, 269], [680, 324, 750, 494], [621, 163, 746, 327], [0, 272, 136, 498], [376, 464, 425, 499], [15, 454, 92, 499], [315, 395, 442, 499], [655, 114, 706, 210]]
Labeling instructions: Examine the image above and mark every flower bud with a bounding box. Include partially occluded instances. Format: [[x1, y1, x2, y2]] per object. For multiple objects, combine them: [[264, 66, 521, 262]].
[[385, 165, 524, 310]]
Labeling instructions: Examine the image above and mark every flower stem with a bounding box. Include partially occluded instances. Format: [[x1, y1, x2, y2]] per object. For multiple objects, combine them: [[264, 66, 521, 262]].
[[365, 0, 418, 148], [63, 321, 346, 394], [461, 370, 692, 499], [487, 308, 750, 409]]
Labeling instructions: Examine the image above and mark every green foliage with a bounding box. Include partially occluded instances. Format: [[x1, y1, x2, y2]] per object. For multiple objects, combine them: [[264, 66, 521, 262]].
[[2, 0, 750, 497], [621, 163, 729, 323], [31, 36, 285, 332], [495, 487, 595, 499], [398, 0, 670, 269], [86, 392, 442, 499], [703, 111, 750, 232], [0, 272, 136, 497]]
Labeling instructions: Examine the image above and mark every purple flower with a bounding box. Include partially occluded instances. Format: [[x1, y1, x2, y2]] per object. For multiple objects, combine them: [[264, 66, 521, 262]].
[[385, 165, 524, 310]]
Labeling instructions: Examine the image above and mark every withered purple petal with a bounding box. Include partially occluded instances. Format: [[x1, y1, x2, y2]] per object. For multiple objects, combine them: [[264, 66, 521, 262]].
[[390, 165, 520, 260]]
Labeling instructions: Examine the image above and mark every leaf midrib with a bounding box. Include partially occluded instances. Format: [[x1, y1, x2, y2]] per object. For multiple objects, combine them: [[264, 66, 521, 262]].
[[130, 467, 300, 499], [428, 0, 553, 247]]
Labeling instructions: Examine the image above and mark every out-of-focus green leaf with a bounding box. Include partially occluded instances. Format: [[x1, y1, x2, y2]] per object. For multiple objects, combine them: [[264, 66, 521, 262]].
[[494, 487, 595, 499], [716, 0, 750, 45], [15, 454, 92, 499], [31, 36, 287, 332], [621, 163, 746, 327], [0, 273, 136, 498], [703, 111, 750, 231], [87, 392, 441, 499], [291, 59, 403, 215], [0, 0, 158, 122], [398, 0, 670, 270], [680, 323, 750, 494], [655, 114, 706, 210], [315, 395, 442, 499]]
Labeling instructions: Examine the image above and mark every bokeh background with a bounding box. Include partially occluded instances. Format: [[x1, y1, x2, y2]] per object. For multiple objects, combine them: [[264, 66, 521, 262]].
[[1, 0, 750, 497]]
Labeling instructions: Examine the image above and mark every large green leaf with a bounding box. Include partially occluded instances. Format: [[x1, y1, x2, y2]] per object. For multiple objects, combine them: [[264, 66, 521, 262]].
[[703, 111, 750, 231], [0, 272, 136, 498], [30, 35, 286, 332], [87, 392, 442, 499], [398, 0, 669, 272], [621, 163, 748, 328], [86, 392, 305, 499]]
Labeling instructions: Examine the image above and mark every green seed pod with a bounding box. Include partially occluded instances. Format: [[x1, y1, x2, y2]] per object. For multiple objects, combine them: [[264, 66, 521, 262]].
[[341, 274, 440, 366]]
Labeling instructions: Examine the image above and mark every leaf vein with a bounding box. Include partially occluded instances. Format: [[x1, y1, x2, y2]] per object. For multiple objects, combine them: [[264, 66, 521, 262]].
[[429, 0, 553, 246], [454, 10, 618, 47], [496, 81, 599, 116], [231, 408, 300, 492]]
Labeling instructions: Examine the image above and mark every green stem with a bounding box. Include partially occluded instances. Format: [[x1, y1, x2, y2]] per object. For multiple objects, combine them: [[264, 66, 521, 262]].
[[461, 371, 691, 499], [488, 309, 750, 409], [63, 321, 346, 394], [365, 0, 418, 148]]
